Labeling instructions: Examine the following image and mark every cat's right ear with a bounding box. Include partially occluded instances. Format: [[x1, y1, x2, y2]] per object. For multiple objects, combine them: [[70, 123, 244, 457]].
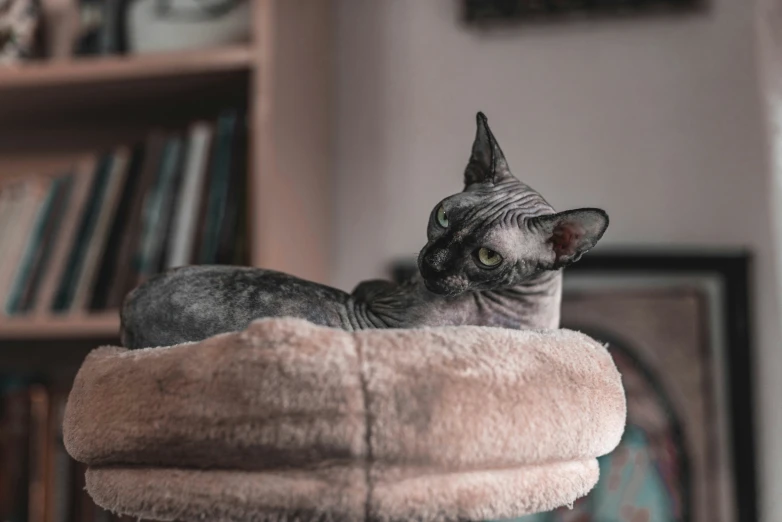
[[464, 112, 510, 188], [530, 208, 609, 269]]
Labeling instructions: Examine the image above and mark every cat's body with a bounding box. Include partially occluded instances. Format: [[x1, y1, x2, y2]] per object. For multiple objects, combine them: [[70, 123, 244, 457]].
[[121, 113, 607, 349], [120, 265, 562, 348]]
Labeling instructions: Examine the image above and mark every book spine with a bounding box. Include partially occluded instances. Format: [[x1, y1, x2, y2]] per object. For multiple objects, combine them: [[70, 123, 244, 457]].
[[166, 123, 214, 269], [17, 176, 75, 314], [6, 178, 65, 315], [0, 185, 22, 280], [134, 136, 184, 283], [34, 160, 97, 315], [0, 187, 14, 275], [106, 132, 167, 310], [156, 134, 190, 274], [45, 389, 71, 522], [88, 144, 145, 311], [27, 385, 49, 522], [71, 149, 130, 311], [217, 112, 248, 265], [52, 156, 113, 313], [189, 127, 218, 265], [0, 181, 48, 315], [0, 379, 31, 522], [200, 110, 238, 263]]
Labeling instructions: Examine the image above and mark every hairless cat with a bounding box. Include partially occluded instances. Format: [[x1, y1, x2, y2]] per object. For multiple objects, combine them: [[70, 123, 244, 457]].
[[120, 112, 609, 349]]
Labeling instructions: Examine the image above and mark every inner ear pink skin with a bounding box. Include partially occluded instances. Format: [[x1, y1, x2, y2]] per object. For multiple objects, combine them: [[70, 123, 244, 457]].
[[551, 222, 585, 258]]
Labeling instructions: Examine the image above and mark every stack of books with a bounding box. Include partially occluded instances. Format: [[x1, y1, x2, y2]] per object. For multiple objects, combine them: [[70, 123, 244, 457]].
[[0, 376, 132, 522], [0, 108, 248, 317]]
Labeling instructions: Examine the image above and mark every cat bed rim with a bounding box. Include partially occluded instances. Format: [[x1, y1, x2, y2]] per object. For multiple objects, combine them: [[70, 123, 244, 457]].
[[65, 318, 625, 474], [63, 318, 626, 521]]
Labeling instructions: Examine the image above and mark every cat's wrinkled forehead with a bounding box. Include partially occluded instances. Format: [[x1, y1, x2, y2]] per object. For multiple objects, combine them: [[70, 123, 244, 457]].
[[443, 182, 554, 227]]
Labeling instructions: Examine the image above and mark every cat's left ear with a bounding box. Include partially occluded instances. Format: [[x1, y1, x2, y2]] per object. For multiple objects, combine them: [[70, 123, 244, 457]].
[[531, 208, 609, 269], [464, 112, 512, 188]]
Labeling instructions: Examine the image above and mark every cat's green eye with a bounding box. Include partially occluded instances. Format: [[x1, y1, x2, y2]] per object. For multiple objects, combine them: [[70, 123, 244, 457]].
[[476, 247, 502, 268], [436, 206, 449, 228]]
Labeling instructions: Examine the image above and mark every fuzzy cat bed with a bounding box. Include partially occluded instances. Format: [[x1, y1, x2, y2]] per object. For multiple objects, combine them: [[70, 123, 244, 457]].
[[63, 318, 626, 522]]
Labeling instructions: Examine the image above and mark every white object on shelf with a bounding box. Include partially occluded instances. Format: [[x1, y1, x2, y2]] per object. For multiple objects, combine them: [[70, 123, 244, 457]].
[[0, 0, 39, 63], [126, 0, 251, 54]]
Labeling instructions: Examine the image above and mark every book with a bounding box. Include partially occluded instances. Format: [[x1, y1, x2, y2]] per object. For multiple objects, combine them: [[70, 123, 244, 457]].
[[231, 114, 250, 266], [199, 110, 238, 263], [0, 186, 11, 258], [155, 138, 187, 275], [189, 128, 218, 265], [45, 390, 72, 522], [34, 160, 97, 315], [88, 145, 145, 311], [217, 112, 248, 265], [0, 180, 48, 315], [15, 176, 75, 314], [6, 181, 59, 314], [165, 122, 214, 269], [133, 136, 184, 284], [0, 184, 21, 278], [7, 177, 73, 315], [52, 156, 114, 313], [0, 378, 31, 522], [105, 132, 168, 310], [27, 385, 49, 522], [70, 149, 130, 311]]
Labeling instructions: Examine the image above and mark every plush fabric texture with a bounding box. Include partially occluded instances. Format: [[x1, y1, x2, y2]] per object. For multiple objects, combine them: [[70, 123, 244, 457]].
[[64, 318, 626, 522]]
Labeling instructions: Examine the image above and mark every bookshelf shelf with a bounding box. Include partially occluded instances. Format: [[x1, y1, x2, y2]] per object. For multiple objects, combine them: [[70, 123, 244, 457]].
[[0, 313, 119, 340], [0, 45, 252, 90]]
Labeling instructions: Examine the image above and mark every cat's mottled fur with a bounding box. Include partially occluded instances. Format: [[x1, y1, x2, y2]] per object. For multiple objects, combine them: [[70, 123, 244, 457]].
[[120, 113, 608, 349]]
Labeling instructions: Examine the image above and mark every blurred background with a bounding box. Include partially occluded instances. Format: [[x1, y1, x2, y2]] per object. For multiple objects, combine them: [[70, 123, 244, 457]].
[[0, 0, 780, 521]]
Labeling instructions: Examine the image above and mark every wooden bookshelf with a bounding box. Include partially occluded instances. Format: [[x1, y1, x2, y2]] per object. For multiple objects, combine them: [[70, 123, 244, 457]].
[[0, 0, 334, 345], [0, 47, 251, 153], [0, 45, 252, 90], [0, 313, 118, 340]]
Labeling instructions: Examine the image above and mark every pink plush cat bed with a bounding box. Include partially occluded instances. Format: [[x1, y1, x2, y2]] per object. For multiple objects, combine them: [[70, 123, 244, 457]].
[[63, 318, 625, 522]]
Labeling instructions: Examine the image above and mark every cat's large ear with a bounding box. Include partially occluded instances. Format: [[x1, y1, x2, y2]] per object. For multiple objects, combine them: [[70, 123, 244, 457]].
[[464, 112, 511, 187], [530, 208, 609, 269]]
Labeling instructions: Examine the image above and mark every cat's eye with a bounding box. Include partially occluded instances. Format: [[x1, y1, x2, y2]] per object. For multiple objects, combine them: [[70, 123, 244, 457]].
[[476, 247, 503, 268], [436, 206, 449, 228]]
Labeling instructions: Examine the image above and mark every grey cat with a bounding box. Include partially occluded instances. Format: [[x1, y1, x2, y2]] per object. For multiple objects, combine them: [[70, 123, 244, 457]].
[[120, 112, 608, 349]]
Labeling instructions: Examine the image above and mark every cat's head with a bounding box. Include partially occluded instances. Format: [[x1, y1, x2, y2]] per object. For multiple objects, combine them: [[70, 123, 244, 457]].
[[417, 112, 609, 296]]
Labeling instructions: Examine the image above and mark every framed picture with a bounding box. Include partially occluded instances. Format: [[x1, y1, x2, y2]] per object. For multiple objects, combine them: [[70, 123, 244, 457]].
[[463, 0, 706, 23], [526, 251, 756, 522], [390, 251, 756, 521]]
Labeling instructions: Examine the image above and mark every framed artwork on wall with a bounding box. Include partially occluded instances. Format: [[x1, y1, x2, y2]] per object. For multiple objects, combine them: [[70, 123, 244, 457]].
[[464, 0, 706, 23], [523, 251, 756, 522]]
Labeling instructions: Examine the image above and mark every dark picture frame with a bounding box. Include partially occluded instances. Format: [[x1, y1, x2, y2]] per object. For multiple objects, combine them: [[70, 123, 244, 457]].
[[562, 251, 756, 522], [463, 0, 707, 23]]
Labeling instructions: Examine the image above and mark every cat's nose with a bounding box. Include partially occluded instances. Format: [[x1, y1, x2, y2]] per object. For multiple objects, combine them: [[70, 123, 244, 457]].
[[424, 250, 449, 272]]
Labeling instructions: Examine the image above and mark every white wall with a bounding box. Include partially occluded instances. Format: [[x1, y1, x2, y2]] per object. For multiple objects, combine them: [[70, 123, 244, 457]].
[[333, 1, 781, 520]]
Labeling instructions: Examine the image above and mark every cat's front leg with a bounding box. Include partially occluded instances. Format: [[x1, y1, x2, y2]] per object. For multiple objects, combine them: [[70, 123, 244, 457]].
[[349, 277, 441, 329]]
